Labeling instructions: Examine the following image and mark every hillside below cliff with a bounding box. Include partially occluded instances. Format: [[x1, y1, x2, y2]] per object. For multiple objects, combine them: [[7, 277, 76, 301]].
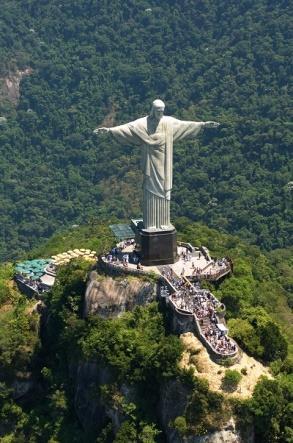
[[179, 333, 272, 400]]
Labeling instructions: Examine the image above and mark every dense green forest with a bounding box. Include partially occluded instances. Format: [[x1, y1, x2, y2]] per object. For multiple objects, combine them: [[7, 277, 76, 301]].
[[0, 221, 292, 441], [0, 0, 292, 260]]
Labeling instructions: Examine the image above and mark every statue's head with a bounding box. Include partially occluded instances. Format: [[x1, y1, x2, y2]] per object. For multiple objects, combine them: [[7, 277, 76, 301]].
[[150, 99, 165, 121]]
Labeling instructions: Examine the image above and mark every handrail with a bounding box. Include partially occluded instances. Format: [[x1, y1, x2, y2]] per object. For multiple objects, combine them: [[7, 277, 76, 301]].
[[177, 241, 195, 252], [164, 270, 237, 358], [99, 254, 237, 359], [191, 264, 231, 281]]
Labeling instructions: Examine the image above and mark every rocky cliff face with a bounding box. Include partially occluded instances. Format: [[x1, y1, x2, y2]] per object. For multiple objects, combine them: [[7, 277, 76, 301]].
[[178, 421, 252, 443], [66, 272, 157, 436], [159, 379, 254, 443], [0, 68, 32, 105], [72, 360, 134, 437], [159, 379, 191, 442], [84, 271, 156, 318], [72, 361, 114, 435], [73, 364, 253, 442]]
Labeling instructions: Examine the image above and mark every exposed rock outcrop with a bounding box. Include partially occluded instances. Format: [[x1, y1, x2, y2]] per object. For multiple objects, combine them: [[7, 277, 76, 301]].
[[159, 379, 254, 443], [159, 378, 191, 442], [73, 361, 254, 442], [84, 271, 156, 318], [181, 419, 252, 443], [12, 371, 35, 400], [73, 361, 114, 434], [0, 68, 32, 105], [73, 361, 134, 436]]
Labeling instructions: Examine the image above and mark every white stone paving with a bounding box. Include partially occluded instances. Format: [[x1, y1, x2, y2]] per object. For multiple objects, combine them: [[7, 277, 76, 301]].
[[118, 243, 229, 279]]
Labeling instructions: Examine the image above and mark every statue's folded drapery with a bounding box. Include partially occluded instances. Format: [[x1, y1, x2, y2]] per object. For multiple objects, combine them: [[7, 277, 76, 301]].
[[110, 116, 203, 229]]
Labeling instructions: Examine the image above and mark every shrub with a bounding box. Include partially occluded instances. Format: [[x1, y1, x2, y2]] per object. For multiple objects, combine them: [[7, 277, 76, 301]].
[[223, 369, 242, 391], [249, 377, 292, 443], [173, 416, 187, 436]]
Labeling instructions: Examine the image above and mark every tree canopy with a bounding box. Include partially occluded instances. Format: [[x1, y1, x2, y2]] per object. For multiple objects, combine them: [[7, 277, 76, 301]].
[[0, 0, 292, 260]]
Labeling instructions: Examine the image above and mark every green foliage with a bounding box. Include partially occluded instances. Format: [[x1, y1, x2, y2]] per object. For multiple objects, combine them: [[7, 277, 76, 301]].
[[222, 369, 242, 391], [29, 223, 115, 260], [0, 263, 17, 306], [173, 416, 188, 436], [0, 0, 292, 261], [113, 420, 160, 443], [249, 376, 293, 443], [81, 303, 183, 383], [228, 307, 288, 362], [228, 318, 264, 358], [243, 307, 287, 361], [0, 301, 39, 375], [268, 247, 293, 307], [43, 259, 90, 359], [184, 377, 227, 435], [113, 421, 138, 443], [139, 422, 161, 443], [0, 259, 91, 441]]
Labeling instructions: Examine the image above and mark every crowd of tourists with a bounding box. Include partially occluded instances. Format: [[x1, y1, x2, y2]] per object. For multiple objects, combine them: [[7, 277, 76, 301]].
[[117, 238, 135, 249], [191, 257, 232, 279], [203, 324, 237, 354], [162, 267, 237, 356], [15, 274, 50, 294], [102, 245, 143, 270]]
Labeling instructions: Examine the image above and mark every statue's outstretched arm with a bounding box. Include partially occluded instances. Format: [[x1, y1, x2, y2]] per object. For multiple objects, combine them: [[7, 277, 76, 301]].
[[202, 121, 220, 128], [172, 118, 220, 142], [93, 121, 139, 145], [93, 127, 110, 135]]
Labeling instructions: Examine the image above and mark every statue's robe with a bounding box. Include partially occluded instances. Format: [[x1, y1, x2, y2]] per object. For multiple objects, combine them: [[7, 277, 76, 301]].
[[110, 116, 203, 230]]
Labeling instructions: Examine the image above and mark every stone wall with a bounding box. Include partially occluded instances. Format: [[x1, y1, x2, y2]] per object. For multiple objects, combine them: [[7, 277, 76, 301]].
[[165, 297, 238, 363]]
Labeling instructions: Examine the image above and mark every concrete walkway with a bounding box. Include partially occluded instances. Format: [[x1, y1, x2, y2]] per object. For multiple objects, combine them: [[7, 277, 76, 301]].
[[118, 244, 231, 280]]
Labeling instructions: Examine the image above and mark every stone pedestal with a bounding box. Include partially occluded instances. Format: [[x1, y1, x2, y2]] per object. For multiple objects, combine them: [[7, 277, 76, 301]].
[[138, 228, 177, 266]]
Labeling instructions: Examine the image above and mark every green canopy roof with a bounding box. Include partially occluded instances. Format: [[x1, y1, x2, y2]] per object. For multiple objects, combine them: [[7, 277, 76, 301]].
[[15, 259, 52, 277], [109, 224, 135, 241]]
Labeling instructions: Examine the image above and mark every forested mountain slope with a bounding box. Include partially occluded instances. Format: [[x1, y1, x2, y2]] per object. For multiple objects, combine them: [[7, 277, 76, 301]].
[[0, 0, 292, 260]]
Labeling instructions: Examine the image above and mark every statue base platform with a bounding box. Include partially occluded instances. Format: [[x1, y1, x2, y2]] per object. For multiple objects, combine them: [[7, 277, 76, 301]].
[[137, 228, 177, 266]]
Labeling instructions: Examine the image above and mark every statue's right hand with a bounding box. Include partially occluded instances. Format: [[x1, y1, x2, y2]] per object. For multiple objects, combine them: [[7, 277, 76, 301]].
[[93, 127, 109, 134], [204, 121, 220, 128]]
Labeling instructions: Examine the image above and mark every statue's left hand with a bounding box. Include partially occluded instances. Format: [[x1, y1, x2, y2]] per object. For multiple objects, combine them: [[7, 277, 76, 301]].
[[93, 127, 110, 134], [204, 121, 220, 128]]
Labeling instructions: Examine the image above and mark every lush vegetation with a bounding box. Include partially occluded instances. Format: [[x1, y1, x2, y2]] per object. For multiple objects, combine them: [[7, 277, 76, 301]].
[[0, 0, 292, 260], [0, 221, 291, 441], [0, 0, 291, 439], [81, 305, 182, 383], [176, 376, 229, 437], [248, 376, 293, 443], [222, 369, 242, 391]]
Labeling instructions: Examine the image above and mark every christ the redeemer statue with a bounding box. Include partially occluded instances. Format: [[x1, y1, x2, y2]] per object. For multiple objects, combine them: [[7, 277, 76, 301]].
[[94, 99, 219, 232]]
